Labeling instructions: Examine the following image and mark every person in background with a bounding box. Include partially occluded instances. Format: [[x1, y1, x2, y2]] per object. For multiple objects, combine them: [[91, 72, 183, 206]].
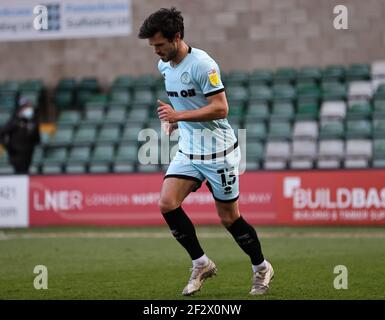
[[0, 97, 40, 174]]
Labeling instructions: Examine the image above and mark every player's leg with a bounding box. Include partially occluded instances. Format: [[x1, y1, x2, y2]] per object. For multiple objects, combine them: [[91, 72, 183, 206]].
[[161, 153, 217, 295]]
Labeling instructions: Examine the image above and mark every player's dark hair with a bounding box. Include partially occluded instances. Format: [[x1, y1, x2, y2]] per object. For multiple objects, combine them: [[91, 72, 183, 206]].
[[138, 7, 184, 41]]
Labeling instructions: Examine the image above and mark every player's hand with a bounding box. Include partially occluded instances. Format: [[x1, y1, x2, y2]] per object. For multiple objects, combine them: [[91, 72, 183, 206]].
[[157, 100, 178, 123]]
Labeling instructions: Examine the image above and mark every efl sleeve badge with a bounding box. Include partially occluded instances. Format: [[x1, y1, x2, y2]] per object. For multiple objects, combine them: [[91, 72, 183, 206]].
[[208, 69, 220, 87]]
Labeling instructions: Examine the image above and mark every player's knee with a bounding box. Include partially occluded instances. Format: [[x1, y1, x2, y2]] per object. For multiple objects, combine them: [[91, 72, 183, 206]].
[[158, 197, 180, 214], [219, 215, 237, 228]]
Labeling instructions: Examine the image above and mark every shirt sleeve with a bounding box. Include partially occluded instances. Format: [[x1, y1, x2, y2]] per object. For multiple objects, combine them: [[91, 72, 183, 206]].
[[194, 58, 225, 97]]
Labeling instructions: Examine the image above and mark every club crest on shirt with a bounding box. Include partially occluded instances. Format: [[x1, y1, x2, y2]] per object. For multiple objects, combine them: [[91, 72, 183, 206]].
[[208, 69, 220, 87], [180, 72, 191, 84]]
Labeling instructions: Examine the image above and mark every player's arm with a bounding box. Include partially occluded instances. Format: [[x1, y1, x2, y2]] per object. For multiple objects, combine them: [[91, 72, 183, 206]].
[[157, 92, 228, 123]]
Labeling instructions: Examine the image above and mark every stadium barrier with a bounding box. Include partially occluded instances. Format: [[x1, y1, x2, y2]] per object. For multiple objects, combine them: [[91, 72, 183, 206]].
[[1, 170, 385, 227]]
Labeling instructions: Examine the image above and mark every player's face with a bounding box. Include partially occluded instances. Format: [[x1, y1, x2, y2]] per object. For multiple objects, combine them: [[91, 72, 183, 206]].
[[149, 32, 178, 62]]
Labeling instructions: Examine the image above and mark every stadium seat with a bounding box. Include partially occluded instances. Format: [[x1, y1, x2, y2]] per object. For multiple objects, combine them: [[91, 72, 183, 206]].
[[0, 164, 13, 175], [68, 146, 91, 163], [344, 139, 372, 168], [245, 141, 264, 167], [112, 75, 133, 90], [321, 65, 345, 82], [345, 63, 370, 82], [292, 121, 318, 140], [137, 164, 160, 172], [272, 84, 296, 102], [295, 99, 319, 120], [273, 67, 296, 84], [296, 67, 321, 83], [296, 82, 321, 100], [41, 163, 62, 174], [122, 125, 144, 142], [267, 121, 292, 140], [115, 143, 139, 162], [226, 85, 248, 103], [57, 110, 82, 126], [54, 91, 74, 109], [83, 108, 105, 125], [317, 139, 344, 169], [244, 121, 266, 141], [348, 81, 373, 101], [248, 85, 272, 102], [0, 110, 11, 126], [222, 70, 249, 86], [290, 140, 317, 169], [97, 126, 120, 143], [128, 108, 149, 122], [73, 126, 98, 144], [345, 120, 372, 139], [321, 82, 347, 101], [246, 102, 269, 121], [270, 101, 295, 121], [320, 101, 346, 121], [132, 88, 154, 105], [64, 163, 87, 174], [104, 107, 127, 125], [373, 139, 385, 168], [263, 141, 290, 170], [112, 162, 136, 173], [373, 99, 385, 118], [132, 74, 157, 89], [319, 120, 345, 140], [109, 90, 131, 105], [346, 101, 372, 120], [373, 119, 385, 138], [32, 147, 44, 166], [0, 92, 17, 111], [248, 69, 273, 85], [44, 147, 68, 164], [89, 163, 111, 173], [92, 145, 115, 163]]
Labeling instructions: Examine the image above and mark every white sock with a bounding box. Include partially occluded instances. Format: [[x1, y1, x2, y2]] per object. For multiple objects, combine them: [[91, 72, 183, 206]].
[[192, 254, 209, 267], [252, 260, 267, 273]]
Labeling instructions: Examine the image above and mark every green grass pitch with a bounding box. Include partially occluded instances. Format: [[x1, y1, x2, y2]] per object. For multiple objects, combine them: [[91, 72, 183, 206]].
[[1, 226, 384, 300]]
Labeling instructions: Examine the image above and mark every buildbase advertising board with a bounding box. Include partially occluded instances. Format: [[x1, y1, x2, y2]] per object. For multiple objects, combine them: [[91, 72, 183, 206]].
[[28, 170, 385, 226], [277, 171, 385, 225]]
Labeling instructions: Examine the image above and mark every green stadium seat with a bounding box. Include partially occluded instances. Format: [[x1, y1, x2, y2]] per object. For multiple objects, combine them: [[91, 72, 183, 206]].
[[270, 102, 295, 121], [132, 88, 154, 105], [0, 92, 17, 111], [92, 145, 115, 162], [89, 163, 111, 173], [109, 90, 131, 105], [97, 126, 120, 143], [113, 162, 136, 173], [44, 147, 68, 164], [0, 110, 11, 126], [296, 82, 321, 100], [272, 84, 296, 102], [244, 141, 264, 165], [319, 121, 345, 140], [54, 91, 74, 109], [57, 110, 82, 125], [295, 99, 319, 120], [273, 67, 296, 84], [246, 102, 269, 121], [244, 121, 266, 141], [41, 163, 62, 174], [346, 101, 372, 120], [227, 102, 245, 123], [226, 85, 248, 103], [374, 84, 385, 99], [0, 80, 20, 92], [296, 67, 321, 82], [76, 90, 93, 108], [79, 78, 100, 91], [321, 81, 347, 101], [83, 108, 105, 124], [105, 107, 127, 124], [373, 99, 385, 118], [68, 146, 91, 163], [321, 65, 345, 82], [223, 70, 248, 86], [373, 139, 385, 167], [50, 127, 74, 146], [73, 126, 97, 144], [115, 143, 139, 162], [65, 163, 87, 174], [345, 64, 371, 82], [112, 75, 133, 90], [248, 85, 272, 102], [19, 91, 40, 108], [132, 74, 156, 89], [137, 164, 160, 172], [0, 164, 14, 175], [345, 120, 372, 139], [373, 119, 385, 138], [122, 125, 144, 142], [20, 79, 43, 91], [32, 147, 44, 166], [248, 69, 272, 85], [56, 78, 76, 91], [267, 121, 292, 140]]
